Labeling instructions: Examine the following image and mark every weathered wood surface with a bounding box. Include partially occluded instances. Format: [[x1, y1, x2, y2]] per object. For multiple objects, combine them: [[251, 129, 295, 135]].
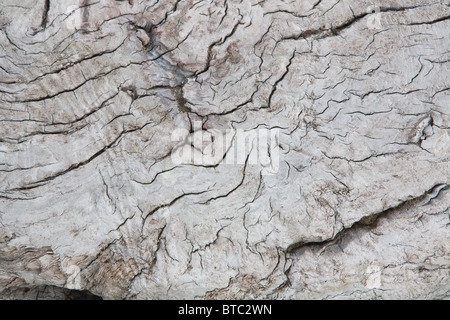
[[0, 0, 449, 299]]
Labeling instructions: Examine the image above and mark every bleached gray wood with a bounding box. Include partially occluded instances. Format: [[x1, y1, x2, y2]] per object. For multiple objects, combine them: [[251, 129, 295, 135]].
[[0, 0, 449, 299]]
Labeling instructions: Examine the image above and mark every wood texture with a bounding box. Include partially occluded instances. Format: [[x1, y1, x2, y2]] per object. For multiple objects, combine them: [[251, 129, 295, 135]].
[[0, 0, 449, 299]]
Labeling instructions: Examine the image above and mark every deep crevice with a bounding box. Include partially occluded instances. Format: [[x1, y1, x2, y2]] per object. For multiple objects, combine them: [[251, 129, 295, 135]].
[[41, 0, 50, 29], [2, 285, 103, 300], [286, 183, 449, 253]]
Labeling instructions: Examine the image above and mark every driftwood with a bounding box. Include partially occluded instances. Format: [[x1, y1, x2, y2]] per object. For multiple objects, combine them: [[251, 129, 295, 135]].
[[0, 0, 449, 299]]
